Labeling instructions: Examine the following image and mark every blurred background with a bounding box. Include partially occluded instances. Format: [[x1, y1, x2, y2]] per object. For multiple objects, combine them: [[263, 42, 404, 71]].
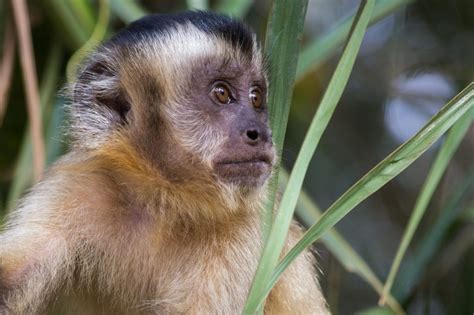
[[0, 0, 472, 314]]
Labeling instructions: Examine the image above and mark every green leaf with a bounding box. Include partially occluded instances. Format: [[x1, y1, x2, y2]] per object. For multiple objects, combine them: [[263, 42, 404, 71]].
[[110, 0, 147, 24], [296, 0, 413, 82], [187, 0, 208, 11], [393, 166, 474, 301], [261, 0, 310, 239], [6, 42, 63, 211], [45, 97, 67, 165], [216, 0, 253, 18], [70, 0, 96, 33], [265, 83, 474, 301], [380, 106, 474, 304], [243, 0, 309, 312], [461, 204, 474, 222], [243, 1, 375, 313], [42, 0, 93, 49], [66, 0, 111, 84], [356, 306, 396, 315], [282, 168, 404, 314]]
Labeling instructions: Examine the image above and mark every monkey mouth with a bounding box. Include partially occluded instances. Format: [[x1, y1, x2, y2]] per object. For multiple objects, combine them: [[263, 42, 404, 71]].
[[213, 153, 273, 187], [217, 156, 271, 166], [216, 152, 272, 168]]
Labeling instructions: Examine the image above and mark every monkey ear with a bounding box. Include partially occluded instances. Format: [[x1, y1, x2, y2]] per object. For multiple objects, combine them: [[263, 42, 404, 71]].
[[74, 58, 131, 125]]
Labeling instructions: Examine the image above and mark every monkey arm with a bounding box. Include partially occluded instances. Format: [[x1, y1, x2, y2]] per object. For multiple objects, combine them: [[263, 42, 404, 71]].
[[0, 227, 72, 314], [0, 192, 75, 313]]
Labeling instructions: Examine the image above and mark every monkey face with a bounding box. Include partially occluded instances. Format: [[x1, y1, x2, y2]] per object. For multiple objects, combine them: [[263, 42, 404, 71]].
[[72, 14, 275, 192], [202, 68, 274, 188], [166, 58, 276, 189]]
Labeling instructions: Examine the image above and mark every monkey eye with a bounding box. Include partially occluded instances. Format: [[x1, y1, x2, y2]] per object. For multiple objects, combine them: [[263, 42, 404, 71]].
[[249, 87, 263, 109], [211, 83, 232, 105]]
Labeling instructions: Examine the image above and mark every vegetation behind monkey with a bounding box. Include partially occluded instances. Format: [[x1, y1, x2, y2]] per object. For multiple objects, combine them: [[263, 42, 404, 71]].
[[0, 11, 329, 314]]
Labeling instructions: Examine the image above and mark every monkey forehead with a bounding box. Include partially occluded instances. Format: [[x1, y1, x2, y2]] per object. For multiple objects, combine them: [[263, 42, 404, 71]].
[[112, 23, 265, 101], [127, 24, 263, 75]]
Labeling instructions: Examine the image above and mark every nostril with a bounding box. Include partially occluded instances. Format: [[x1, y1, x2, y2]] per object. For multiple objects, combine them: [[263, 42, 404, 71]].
[[246, 129, 259, 141]]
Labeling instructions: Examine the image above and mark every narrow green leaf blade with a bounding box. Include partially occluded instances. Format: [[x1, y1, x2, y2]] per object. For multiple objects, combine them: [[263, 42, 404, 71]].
[[243, 0, 309, 312], [45, 97, 67, 165], [261, 0, 309, 239], [393, 167, 474, 300], [42, 0, 92, 49], [244, 1, 375, 312], [356, 306, 396, 315], [266, 82, 474, 300], [216, 0, 252, 18], [380, 106, 474, 304], [264, 0, 309, 154], [110, 0, 147, 23], [6, 42, 62, 210], [69, 0, 96, 33], [66, 0, 111, 84], [296, 0, 412, 82], [280, 170, 405, 314], [186, 0, 208, 11]]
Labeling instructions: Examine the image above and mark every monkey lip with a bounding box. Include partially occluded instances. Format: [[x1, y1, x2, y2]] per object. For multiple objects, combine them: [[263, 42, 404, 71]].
[[215, 154, 272, 167], [214, 153, 273, 186]]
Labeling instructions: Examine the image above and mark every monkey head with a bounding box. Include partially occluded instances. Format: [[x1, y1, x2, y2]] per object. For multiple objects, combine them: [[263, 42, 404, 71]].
[[71, 11, 275, 198]]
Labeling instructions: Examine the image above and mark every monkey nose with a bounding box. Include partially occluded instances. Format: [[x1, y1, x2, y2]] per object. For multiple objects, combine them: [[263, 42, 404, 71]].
[[243, 128, 261, 145]]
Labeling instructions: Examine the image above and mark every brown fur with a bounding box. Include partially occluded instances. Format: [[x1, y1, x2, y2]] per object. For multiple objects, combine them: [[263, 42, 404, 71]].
[[0, 14, 329, 314]]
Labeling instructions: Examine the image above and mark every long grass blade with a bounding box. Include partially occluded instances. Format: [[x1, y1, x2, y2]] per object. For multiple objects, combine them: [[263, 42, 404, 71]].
[[296, 0, 412, 82], [264, 83, 474, 301], [379, 107, 474, 305], [66, 0, 110, 84], [243, 1, 375, 312], [261, 0, 310, 239], [69, 0, 96, 33], [243, 0, 309, 312], [43, 0, 92, 49], [393, 167, 474, 300], [282, 169, 404, 314], [356, 306, 395, 315], [12, 0, 45, 181], [217, 0, 253, 18], [0, 19, 15, 125], [6, 42, 62, 210], [45, 96, 67, 165], [462, 204, 474, 221], [187, 0, 208, 10], [110, 0, 146, 24]]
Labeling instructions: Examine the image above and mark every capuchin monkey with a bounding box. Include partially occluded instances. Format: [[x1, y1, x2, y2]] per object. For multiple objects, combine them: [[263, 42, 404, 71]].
[[0, 11, 329, 314]]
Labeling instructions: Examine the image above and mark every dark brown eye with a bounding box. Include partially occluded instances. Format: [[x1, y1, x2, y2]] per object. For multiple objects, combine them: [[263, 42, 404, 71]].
[[249, 87, 263, 109], [212, 84, 232, 104]]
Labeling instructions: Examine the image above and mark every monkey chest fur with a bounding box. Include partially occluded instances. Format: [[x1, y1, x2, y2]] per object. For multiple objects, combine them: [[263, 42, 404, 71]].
[[54, 207, 263, 315]]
